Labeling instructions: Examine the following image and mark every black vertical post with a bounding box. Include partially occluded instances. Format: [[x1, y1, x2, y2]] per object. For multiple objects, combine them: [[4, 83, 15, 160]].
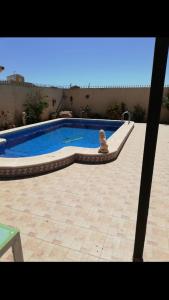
[[133, 38, 169, 262]]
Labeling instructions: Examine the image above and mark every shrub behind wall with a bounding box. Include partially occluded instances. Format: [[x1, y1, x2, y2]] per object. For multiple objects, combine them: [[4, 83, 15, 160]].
[[131, 104, 145, 122], [105, 102, 127, 119]]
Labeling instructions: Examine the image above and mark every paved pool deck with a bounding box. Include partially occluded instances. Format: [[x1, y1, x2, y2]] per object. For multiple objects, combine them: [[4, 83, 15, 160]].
[[0, 123, 169, 261]]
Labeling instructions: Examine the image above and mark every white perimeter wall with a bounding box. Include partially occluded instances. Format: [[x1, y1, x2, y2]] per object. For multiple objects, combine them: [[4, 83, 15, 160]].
[[0, 84, 63, 126], [64, 87, 169, 122], [0, 85, 169, 126]]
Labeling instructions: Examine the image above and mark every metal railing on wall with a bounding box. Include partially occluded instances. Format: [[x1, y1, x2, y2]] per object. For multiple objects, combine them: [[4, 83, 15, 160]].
[[0, 80, 169, 89], [67, 84, 169, 88]]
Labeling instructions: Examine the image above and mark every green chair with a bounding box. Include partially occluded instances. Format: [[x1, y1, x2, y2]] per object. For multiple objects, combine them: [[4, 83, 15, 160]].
[[0, 223, 24, 262]]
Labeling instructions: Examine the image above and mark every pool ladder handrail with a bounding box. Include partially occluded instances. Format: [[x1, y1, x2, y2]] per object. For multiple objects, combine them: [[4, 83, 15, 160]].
[[121, 111, 131, 124]]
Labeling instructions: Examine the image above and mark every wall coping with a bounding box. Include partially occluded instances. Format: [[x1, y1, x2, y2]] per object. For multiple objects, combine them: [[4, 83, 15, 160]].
[[0, 80, 169, 89]]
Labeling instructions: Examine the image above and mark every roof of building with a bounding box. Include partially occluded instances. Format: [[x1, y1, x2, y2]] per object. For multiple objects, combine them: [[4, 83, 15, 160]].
[[7, 74, 24, 77]]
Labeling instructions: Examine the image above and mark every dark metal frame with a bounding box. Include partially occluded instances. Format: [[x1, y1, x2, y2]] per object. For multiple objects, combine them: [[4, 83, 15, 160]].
[[133, 38, 169, 262], [0, 231, 24, 262]]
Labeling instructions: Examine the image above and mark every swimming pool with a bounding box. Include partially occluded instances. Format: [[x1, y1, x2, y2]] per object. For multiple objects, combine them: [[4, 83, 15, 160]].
[[0, 118, 134, 178], [0, 119, 123, 158]]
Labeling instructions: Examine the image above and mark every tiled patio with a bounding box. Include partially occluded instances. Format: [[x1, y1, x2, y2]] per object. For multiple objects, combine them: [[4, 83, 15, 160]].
[[0, 123, 169, 261]]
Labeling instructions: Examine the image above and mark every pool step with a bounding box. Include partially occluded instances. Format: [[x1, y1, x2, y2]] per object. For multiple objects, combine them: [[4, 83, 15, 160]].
[[63, 137, 83, 143]]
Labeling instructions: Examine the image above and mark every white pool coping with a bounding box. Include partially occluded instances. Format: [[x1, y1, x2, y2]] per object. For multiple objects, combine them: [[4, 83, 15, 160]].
[[0, 118, 134, 178]]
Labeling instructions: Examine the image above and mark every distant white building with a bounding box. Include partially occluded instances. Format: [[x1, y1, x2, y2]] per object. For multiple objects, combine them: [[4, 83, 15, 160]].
[[7, 74, 24, 83]]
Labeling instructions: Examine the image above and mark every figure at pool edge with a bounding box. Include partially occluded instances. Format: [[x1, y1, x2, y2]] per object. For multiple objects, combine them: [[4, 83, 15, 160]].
[[98, 129, 109, 153]]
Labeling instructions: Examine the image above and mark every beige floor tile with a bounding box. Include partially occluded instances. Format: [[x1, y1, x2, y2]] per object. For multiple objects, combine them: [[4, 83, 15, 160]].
[[64, 249, 83, 261], [100, 236, 121, 260], [80, 230, 107, 257], [0, 124, 169, 261], [64, 249, 100, 262], [42, 244, 69, 261], [28, 240, 54, 261]]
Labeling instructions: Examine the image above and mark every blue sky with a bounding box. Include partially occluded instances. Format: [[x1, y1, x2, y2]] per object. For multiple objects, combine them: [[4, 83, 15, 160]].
[[0, 38, 169, 86]]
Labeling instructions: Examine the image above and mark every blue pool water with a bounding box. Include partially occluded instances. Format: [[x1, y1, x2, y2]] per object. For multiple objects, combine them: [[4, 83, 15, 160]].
[[0, 119, 124, 158]]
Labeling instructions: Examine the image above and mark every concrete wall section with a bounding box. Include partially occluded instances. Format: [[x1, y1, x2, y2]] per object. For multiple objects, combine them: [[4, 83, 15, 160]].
[[0, 85, 63, 126], [0, 85, 169, 126], [64, 87, 169, 122]]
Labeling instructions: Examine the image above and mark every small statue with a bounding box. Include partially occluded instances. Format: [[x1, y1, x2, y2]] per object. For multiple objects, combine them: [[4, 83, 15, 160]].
[[98, 129, 109, 153]]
